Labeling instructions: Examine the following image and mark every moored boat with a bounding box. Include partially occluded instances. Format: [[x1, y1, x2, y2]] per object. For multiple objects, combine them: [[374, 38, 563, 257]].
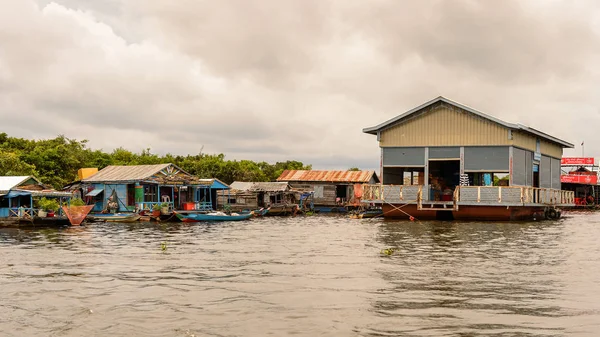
[[174, 211, 253, 222], [349, 208, 383, 219], [88, 213, 141, 223]]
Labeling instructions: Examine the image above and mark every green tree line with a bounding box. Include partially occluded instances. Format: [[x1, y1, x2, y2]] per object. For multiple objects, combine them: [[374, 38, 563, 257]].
[[0, 133, 312, 188]]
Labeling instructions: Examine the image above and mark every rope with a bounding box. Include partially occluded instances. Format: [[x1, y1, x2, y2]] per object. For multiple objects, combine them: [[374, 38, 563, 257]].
[[367, 199, 419, 222]]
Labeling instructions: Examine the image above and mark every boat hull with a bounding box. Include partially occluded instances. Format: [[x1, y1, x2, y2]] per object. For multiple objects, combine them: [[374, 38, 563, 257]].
[[381, 204, 548, 221], [175, 212, 253, 222]]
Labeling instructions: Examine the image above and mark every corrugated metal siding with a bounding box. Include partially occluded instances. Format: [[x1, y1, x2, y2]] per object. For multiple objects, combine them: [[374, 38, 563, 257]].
[[513, 132, 563, 158], [526, 152, 533, 187], [429, 147, 460, 159], [541, 140, 563, 159], [382, 147, 425, 166], [464, 146, 510, 171], [277, 170, 378, 183], [512, 147, 527, 186], [512, 132, 537, 153], [380, 104, 510, 147], [540, 156, 552, 188], [551, 158, 561, 189]]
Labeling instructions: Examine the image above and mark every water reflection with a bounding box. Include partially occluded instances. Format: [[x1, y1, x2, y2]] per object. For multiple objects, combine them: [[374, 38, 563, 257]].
[[1, 215, 600, 336], [367, 220, 567, 336]]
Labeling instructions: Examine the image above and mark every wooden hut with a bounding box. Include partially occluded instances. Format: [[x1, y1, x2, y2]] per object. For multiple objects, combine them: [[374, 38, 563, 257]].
[[276, 170, 379, 212], [219, 181, 310, 215]]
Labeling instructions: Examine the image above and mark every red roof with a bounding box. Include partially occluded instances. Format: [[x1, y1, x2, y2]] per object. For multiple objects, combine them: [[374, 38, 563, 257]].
[[276, 170, 378, 183]]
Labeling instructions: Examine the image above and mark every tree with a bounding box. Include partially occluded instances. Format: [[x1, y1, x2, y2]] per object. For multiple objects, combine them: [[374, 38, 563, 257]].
[[348, 167, 360, 171], [0, 150, 37, 176]]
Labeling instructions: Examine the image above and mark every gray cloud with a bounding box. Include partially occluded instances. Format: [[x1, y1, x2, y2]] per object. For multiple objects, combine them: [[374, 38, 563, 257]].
[[2, 0, 600, 172]]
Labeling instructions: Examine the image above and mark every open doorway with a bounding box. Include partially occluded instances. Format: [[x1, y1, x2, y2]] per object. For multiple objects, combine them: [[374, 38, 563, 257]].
[[428, 160, 460, 201], [533, 164, 540, 188]]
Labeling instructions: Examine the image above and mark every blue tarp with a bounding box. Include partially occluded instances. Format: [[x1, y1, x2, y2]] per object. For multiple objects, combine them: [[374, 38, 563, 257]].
[[86, 188, 104, 197], [5, 190, 32, 198]]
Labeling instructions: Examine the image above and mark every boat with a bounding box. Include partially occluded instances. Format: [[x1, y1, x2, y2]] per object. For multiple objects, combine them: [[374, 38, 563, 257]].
[[174, 211, 253, 222], [87, 213, 141, 223], [349, 208, 383, 219]]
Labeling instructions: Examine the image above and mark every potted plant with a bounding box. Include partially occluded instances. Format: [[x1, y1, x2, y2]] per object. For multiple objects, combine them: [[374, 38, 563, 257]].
[[152, 203, 162, 217], [161, 202, 170, 215], [38, 197, 59, 217]]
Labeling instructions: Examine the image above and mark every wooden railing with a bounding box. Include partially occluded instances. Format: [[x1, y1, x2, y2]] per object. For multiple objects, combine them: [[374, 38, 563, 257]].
[[361, 184, 575, 206]]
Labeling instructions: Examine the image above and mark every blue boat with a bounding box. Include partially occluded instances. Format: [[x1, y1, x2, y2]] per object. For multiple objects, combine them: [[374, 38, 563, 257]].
[[174, 211, 253, 222]]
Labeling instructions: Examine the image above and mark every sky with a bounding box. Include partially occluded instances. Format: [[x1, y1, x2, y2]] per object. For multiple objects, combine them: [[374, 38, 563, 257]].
[[1, 0, 599, 171]]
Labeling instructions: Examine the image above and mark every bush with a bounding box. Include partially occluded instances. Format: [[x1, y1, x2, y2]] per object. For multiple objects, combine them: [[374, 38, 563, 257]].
[[70, 198, 86, 207], [38, 197, 60, 212], [152, 203, 161, 211]]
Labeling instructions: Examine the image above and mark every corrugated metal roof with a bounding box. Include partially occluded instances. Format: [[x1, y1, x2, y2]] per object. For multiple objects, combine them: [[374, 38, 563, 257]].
[[230, 181, 254, 191], [363, 96, 574, 148], [230, 181, 289, 192], [0, 176, 41, 192], [82, 164, 172, 183], [276, 170, 378, 183]]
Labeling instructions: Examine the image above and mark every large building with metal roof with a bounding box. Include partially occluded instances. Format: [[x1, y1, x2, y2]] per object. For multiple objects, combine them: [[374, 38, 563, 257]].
[[361, 96, 575, 220]]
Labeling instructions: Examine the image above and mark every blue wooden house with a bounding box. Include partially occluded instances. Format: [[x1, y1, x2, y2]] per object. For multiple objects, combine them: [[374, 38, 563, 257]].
[[65, 163, 229, 213], [0, 176, 73, 219]]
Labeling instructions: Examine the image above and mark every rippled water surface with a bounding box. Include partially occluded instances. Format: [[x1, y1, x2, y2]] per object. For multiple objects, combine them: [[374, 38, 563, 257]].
[[2, 212, 600, 336]]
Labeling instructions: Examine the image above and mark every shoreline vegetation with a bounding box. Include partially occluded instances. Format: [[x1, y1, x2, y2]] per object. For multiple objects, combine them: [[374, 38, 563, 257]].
[[0, 132, 312, 189]]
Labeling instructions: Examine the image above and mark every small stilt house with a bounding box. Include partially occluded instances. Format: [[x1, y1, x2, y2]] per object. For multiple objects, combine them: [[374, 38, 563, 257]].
[[0, 176, 73, 219], [276, 170, 380, 212], [220, 181, 307, 215], [68, 164, 229, 213]]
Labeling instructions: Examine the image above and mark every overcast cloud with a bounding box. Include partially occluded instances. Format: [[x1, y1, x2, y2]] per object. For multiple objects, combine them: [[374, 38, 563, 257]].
[[1, 0, 599, 171]]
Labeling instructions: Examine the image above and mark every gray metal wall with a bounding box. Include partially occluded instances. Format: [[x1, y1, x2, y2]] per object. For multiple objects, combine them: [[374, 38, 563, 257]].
[[429, 147, 460, 160], [382, 147, 425, 166], [512, 147, 534, 186], [540, 156, 552, 188], [512, 147, 527, 185], [551, 158, 561, 189], [464, 146, 509, 171]]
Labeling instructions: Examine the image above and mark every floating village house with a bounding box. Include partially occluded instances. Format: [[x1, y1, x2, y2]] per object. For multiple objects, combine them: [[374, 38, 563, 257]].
[[361, 96, 575, 220], [67, 164, 229, 213], [220, 181, 311, 215], [0, 176, 73, 219], [276, 170, 379, 212], [560, 157, 599, 206]]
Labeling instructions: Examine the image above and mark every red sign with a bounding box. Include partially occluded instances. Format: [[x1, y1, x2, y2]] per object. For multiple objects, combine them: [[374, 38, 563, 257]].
[[561, 157, 595, 165], [561, 174, 598, 185]]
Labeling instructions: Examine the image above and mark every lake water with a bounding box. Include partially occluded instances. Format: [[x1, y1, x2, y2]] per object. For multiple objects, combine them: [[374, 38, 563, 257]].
[[1, 212, 600, 336]]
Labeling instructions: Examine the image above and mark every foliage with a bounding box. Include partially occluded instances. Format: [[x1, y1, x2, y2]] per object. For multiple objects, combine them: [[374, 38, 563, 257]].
[[160, 202, 170, 208], [38, 197, 60, 212], [70, 198, 86, 207], [152, 203, 162, 211], [0, 132, 312, 188], [348, 167, 360, 171]]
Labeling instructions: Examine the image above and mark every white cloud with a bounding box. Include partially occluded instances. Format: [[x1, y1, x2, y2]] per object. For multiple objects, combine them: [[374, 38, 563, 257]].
[[1, 0, 600, 171]]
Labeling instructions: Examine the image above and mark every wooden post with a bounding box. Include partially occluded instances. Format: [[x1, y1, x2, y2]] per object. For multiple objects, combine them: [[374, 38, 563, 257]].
[[477, 187, 481, 203], [498, 187, 502, 203]]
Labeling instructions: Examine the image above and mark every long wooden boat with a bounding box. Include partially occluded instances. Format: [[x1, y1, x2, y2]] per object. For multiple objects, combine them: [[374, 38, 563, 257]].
[[88, 213, 141, 223], [174, 211, 253, 222]]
